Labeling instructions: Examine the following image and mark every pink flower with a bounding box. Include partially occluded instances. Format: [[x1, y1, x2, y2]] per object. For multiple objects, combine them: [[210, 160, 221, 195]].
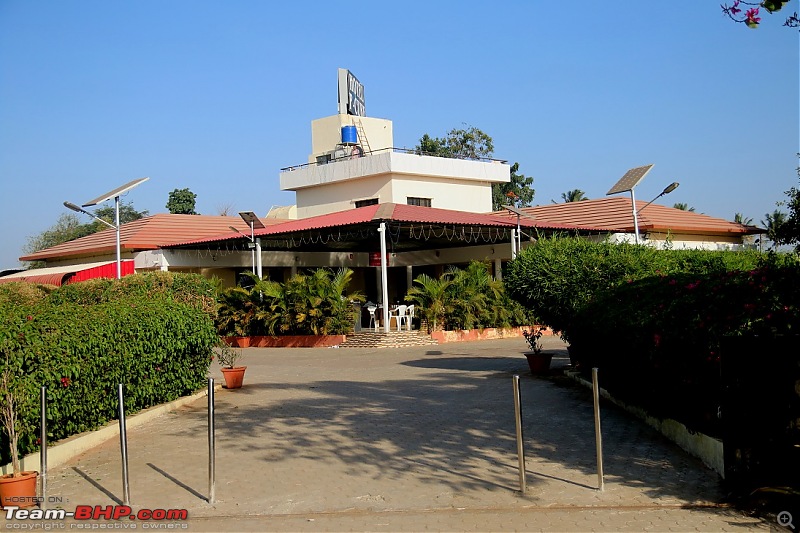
[[60, 377, 70, 388], [730, 0, 741, 15], [26, 315, 33, 321], [746, 7, 761, 25]]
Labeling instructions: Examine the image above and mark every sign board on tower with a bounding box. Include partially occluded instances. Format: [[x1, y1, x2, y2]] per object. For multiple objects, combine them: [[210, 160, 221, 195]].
[[338, 68, 365, 117]]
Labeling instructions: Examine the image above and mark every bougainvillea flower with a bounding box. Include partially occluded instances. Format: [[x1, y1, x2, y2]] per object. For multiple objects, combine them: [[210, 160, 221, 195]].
[[746, 7, 761, 26]]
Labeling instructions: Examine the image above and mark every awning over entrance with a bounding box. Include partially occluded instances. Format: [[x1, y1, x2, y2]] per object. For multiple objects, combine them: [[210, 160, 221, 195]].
[[168, 203, 600, 254], [0, 260, 134, 286]]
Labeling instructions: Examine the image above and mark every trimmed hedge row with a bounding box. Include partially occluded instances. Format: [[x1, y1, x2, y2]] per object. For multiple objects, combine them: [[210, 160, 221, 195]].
[[570, 258, 800, 436], [504, 236, 765, 343], [504, 236, 800, 436], [1, 272, 217, 464]]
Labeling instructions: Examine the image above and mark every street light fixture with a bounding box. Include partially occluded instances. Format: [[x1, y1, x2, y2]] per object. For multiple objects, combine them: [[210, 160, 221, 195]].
[[637, 182, 680, 215], [237, 212, 264, 277], [502, 204, 523, 259], [64, 177, 149, 279], [606, 165, 655, 245]]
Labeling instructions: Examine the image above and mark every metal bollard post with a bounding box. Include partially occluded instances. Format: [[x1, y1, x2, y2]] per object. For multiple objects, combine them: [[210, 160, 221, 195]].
[[208, 378, 216, 504], [40, 386, 47, 509], [592, 368, 605, 491], [118, 384, 131, 505], [512, 374, 526, 493]]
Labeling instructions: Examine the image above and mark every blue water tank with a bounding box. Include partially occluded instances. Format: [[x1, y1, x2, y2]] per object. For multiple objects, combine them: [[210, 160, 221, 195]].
[[341, 125, 358, 145]]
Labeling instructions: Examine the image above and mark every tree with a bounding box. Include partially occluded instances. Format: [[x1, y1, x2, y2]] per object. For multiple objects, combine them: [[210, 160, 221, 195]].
[[415, 134, 451, 157], [559, 189, 588, 203], [673, 202, 696, 212], [414, 124, 494, 160], [762, 208, 787, 248], [405, 273, 454, 332], [773, 178, 800, 250], [23, 202, 149, 267], [166, 188, 198, 215], [23, 214, 93, 260], [721, 0, 799, 29], [215, 202, 234, 216], [416, 125, 535, 211], [734, 212, 754, 225], [93, 202, 148, 229], [492, 162, 535, 211]]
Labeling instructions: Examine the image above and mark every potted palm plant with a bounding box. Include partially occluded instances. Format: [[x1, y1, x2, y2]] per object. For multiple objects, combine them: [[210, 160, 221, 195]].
[[0, 362, 39, 508], [217, 344, 246, 389], [522, 327, 553, 374]]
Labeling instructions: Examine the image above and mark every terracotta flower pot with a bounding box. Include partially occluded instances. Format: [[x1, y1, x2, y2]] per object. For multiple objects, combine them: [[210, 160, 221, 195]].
[[523, 352, 553, 374], [221, 366, 247, 389], [0, 471, 39, 508]]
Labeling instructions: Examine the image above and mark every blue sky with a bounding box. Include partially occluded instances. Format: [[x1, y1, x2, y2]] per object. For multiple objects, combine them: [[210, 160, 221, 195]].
[[1, 1, 797, 268]]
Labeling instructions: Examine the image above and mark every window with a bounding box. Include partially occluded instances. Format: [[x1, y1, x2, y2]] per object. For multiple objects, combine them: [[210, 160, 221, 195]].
[[407, 197, 432, 207], [355, 198, 379, 208]]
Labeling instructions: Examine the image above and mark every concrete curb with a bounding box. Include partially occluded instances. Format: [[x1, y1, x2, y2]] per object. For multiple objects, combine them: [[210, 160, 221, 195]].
[[2, 384, 222, 475], [565, 370, 724, 477]]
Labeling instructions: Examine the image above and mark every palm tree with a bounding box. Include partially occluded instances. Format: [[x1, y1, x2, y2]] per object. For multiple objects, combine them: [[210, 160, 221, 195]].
[[733, 212, 753, 225], [446, 262, 503, 330], [405, 273, 454, 332], [559, 189, 588, 203], [762, 209, 787, 249], [673, 202, 696, 212]]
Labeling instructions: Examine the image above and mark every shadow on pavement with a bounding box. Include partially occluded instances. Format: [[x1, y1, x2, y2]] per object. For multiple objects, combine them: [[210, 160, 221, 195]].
[[176, 350, 727, 507]]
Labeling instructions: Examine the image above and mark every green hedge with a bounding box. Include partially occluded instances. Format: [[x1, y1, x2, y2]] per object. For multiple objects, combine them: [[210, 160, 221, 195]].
[[503, 235, 764, 343], [216, 268, 362, 336], [573, 257, 799, 435], [1, 272, 217, 464], [504, 236, 800, 436]]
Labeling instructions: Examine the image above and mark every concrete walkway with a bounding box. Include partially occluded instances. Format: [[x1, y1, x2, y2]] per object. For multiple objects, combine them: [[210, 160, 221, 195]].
[[38, 337, 771, 531]]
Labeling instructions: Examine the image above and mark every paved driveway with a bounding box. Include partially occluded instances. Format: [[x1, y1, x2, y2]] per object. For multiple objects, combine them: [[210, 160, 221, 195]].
[[41, 337, 770, 531]]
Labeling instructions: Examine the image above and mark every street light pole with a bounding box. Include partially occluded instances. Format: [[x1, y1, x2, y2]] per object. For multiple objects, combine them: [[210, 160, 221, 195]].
[[67, 177, 149, 280], [115, 196, 121, 279], [630, 189, 640, 245], [63, 201, 119, 277]]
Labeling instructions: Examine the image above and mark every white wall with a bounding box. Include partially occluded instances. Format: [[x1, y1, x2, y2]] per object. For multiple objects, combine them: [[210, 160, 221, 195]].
[[601, 232, 750, 250], [309, 114, 393, 162], [283, 151, 510, 218]]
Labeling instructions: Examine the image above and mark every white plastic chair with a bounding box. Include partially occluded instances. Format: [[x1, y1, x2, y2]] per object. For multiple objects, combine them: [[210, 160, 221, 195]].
[[405, 305, 415, 331], [388, 304, 407, 332], [366, 303, 378, 331]]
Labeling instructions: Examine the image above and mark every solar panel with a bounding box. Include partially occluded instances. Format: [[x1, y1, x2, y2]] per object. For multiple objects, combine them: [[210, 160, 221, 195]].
[[606, 164, 653, 195], [82, 177, 150, 207], [239, 211, 265, 229]]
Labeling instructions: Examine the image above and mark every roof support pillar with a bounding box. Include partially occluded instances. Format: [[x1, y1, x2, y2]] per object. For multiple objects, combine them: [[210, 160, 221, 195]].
[[378, 223, 390, 333], [255, 238, 263, 279]]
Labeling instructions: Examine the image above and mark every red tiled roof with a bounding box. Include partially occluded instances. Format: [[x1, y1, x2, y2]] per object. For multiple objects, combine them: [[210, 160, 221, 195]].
[[20, 214, 287, 261], [173, 203, 598, 247], [494, 197, 762, 236]]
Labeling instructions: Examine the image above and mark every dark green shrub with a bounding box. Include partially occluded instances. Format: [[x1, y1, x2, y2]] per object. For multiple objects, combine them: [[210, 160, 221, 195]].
[[0, 282, 53, 307], [504, 235, 764, 343], [0, 272, 217, 464], [48, 271, 217, 316], [216, 268, 363, 336], [569, 253, 800, 436], [405, 261, 536, 331]]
